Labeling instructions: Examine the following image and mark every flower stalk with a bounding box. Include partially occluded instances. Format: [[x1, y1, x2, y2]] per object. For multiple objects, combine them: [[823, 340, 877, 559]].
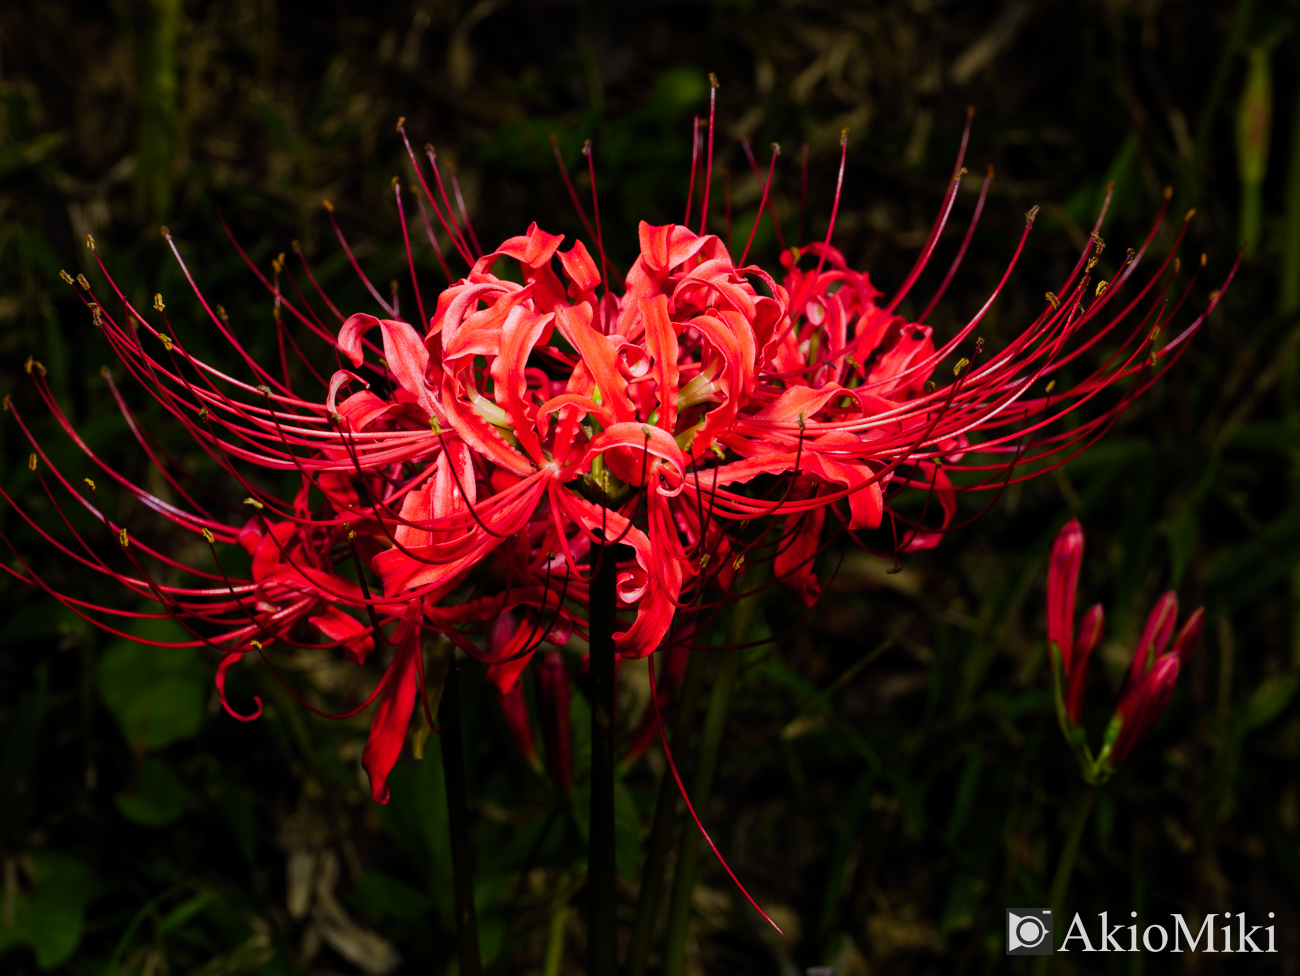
[[440, 662, 483, 976], [661, 582, 761, 976], [587, 541, 619, 976], [623, 649, 707, 976]]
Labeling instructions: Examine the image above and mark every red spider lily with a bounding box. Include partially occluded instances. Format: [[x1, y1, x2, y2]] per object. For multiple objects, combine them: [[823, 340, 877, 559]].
[[2, 105, 1231, 808], [1045, 519, 1204, 781]]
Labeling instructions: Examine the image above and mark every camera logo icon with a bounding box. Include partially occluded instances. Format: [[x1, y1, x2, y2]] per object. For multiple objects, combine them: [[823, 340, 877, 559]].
[[1006, 908, 1053, 955]]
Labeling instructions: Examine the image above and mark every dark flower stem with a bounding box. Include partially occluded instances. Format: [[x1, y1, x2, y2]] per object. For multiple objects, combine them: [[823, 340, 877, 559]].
[[441, 662, 483, 976], [623, 648, 708, 976], [588, 542, 619, 976], [661, 588, 760, 976], [1034, 784, 1098, 976]]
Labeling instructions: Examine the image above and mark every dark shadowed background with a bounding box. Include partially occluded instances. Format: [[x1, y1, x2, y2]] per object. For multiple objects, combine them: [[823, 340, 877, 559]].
[[1, 1, 1298, 974]]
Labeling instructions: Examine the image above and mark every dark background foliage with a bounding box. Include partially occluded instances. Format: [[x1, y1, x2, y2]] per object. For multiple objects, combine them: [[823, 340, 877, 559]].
[[1, 0, 1298, 973]]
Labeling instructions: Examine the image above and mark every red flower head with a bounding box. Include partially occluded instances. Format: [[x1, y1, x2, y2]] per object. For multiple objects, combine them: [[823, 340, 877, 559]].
[[3, 104, 1230, 804]]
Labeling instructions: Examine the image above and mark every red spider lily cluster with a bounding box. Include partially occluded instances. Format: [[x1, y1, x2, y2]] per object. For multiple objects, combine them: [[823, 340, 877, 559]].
[[1, 106, 1227, 805], [1047, 519, 1204, 782]]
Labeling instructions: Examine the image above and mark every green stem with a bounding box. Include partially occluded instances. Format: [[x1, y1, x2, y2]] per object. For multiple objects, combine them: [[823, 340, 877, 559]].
[[1034, 785, 1098, 976], [441, 663, 483, 976], [661, 591, 760, 976], [132, 0, 181, 222], [542, 886, 570, 976], [587, 543, 618, 976], [1281, 74, 1300, 318], [623, 649, 708, 976]]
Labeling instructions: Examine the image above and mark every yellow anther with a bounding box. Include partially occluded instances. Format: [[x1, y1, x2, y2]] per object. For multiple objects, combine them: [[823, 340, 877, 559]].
[[86, 233, 96, 250], [272, 253, 285, 274], [90, 304, 103, 326], [1086, 255, 1100, 272], [430, 417, 442, 434], [1163, 185, 1173, 200], [2, 394, 10, 411], [1045, 291, 1060, 309], [28, 453, 37, 471], [840, 127, 849, 146], [1184, 208, 1196, 222], [1096, 280, 1109, 297], [202, 527, 215, 544], [257, 384, 271, 395], [732, 553, 745, 573], [396, 116, 406, 130], [953, 357, 970, 376], [59, 270, 75, 285], [197, 406, 208, 419], [709, 72, 720, 89], [974, 336, 985, 353], [153, 293, 165, 312], [77, 273, 90, 290], [1200, 253, 1207, 267], [118, 528, 129, 547], [391, 175, 400, 186], [924, 380, 936, 394], [1173, 258, 1181, 274], [216, 305, 229, 323], [24, 356, 45, 375], [348, 530, 357, 541], [243, 497, 265, 509], [290, 240, 301, 254], [1091, 232, 1106, 254], [250, 640, 263, 651], [699, 553, 711, 570], [160, 334, 173, 351], [1025, 205, 1040, 226], [84, 477, 96, 490], [322, 199, 335, 212], [1045, 380, 1056, 393], [1125, 247, 1136, 265], [771, 142, 781, 155]]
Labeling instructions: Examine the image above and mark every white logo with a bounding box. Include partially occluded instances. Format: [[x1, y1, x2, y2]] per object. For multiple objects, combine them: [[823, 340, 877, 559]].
[[1006, 909, 1053, 955]]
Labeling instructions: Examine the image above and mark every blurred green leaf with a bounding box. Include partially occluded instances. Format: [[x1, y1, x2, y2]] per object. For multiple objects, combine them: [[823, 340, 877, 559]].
[[1238, 676, 1298, 732], [96, 619, 207, 750], [0, 850, 92, 969], [347, 871, 432, 921], [614, 777, 640, 881], [115, 757, 187, 827], [0, 662, 47, 843]]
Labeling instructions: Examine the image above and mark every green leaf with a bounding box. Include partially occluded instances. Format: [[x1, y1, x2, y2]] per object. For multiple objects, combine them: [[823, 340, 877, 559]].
[[614, 778, 641, 881], [347, 872, 432, 921], [96, 619, 208, 750], [1239, 676, 1298, 733], [115, 757, 187, 826], [0, 850, 92, 969], [1168, 505, 1199, 586]]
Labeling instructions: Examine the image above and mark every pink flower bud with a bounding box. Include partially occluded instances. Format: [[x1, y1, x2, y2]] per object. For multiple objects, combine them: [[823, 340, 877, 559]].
[[497, 679, 539, 769], [1126, 591, 1179, 691], [1109, 653, 1181, 765], [1168, 607, 1205, 665], [1065, 603, 1105, 723], [1047, 520, 1085, 673]]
